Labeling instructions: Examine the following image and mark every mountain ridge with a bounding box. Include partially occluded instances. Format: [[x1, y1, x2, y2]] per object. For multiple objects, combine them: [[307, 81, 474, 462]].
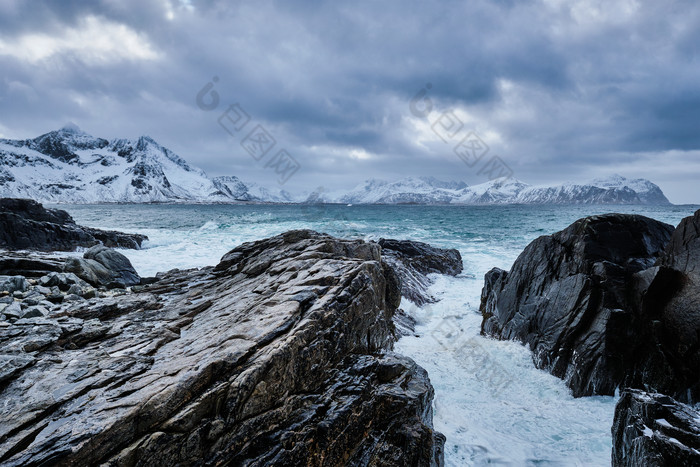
[[0, 126, 671, 205]]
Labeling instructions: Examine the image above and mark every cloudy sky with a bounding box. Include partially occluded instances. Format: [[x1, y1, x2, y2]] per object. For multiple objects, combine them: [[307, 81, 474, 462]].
[[0, 0, 699, 203]]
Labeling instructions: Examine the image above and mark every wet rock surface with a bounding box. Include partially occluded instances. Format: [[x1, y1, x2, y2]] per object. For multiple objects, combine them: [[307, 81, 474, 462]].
[[378, 238, 463, 306], [0, 198, 147, 251], [478, 210, 700, 466], [0, 230, 444, 466], [480, 213, 676, 397], [612, 390, 700, 466], [636, 209, 700, 401]]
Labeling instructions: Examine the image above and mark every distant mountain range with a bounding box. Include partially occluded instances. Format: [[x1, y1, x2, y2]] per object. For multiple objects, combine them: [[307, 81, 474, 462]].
[[314, 174, 670, 205], [0, 125, 671, 205]]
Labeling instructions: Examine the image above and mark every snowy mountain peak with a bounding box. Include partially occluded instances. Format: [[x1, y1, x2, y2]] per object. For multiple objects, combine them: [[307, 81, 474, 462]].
[[59, 122, 84, 134], [0, 127, 250, 203]]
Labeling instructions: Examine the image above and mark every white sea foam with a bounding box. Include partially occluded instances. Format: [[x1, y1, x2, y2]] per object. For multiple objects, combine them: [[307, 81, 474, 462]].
[[396, 274, 616, 466]]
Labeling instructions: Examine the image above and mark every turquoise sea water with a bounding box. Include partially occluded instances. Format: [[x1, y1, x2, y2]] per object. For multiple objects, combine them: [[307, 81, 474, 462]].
[[57, 203, 699, 466]]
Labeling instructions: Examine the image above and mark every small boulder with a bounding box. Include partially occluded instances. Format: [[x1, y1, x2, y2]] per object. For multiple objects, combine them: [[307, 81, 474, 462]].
[[84, 246, 140, 286], [0, 275, 29, 293], [3, 301, 21, 319], [22, 294, 42, 306], [46, 292, 64, 304], [21, 306, 47, 319], [64, 247, 140, 289], [39, 271, 90, 291]]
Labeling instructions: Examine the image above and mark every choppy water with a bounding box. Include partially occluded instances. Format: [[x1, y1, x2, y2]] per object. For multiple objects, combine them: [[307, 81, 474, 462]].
[[58, 203, 698, 466]]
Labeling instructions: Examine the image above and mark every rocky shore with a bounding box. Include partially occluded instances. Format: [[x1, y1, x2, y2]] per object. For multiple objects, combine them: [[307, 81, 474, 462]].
[[4, 195, 698, 465], [480, 209, 700, 465], [0, 206, 457, 466]]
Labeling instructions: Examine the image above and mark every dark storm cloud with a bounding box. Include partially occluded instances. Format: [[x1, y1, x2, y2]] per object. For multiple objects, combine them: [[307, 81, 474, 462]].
[[0, 0, 699, 202]]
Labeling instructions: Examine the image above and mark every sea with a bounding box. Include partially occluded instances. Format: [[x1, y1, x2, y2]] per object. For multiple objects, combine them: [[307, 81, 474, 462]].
[[55, 203, 699, 466]]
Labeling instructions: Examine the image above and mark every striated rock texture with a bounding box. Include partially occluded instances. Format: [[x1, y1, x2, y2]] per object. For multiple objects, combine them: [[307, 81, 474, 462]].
[[480, 214, 677, 397], [612, 390, 700, 466], [378, 238, 463, 306], [0, 230, 444, 466], [0, 198, 146, 251]]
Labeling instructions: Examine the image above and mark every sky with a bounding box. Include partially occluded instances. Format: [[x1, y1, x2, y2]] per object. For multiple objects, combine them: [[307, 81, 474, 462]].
[[0, 0, 699, 203]]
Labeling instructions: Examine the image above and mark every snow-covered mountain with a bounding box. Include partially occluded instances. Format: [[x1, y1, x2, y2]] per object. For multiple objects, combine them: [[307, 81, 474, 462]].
[[336, 177, 462, 204], [0, 125, 270, 203], [0, 126, 671, 205], [313, 175, 671, 205]]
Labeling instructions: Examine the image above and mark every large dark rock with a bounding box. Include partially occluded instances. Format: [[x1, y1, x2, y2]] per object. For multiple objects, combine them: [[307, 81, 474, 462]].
[[378, 238, 463, 305], [0, 198, 146, 251], [629, 209, 700, 402], [0, 230, 444, 466], [480, 213, 676, 397], [612, 390, 700, 466]]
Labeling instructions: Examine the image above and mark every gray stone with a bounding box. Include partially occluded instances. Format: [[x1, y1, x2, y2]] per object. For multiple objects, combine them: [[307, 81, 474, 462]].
[[2, 301, 21, 319], [63, 257, 113, 287], [0, 275, 28, 293], [39, 271, 90, 291], [22, 293, 42, 306], [45, 292, 64, 304], [21, 305, 47, 319], [66, 283, 96, 298], [83, 245, 141, 287], [64, 248, 140, 289]]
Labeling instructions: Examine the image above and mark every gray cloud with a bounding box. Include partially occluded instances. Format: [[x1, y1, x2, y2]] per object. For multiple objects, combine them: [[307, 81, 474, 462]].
[[0, 0, 699, 202]]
